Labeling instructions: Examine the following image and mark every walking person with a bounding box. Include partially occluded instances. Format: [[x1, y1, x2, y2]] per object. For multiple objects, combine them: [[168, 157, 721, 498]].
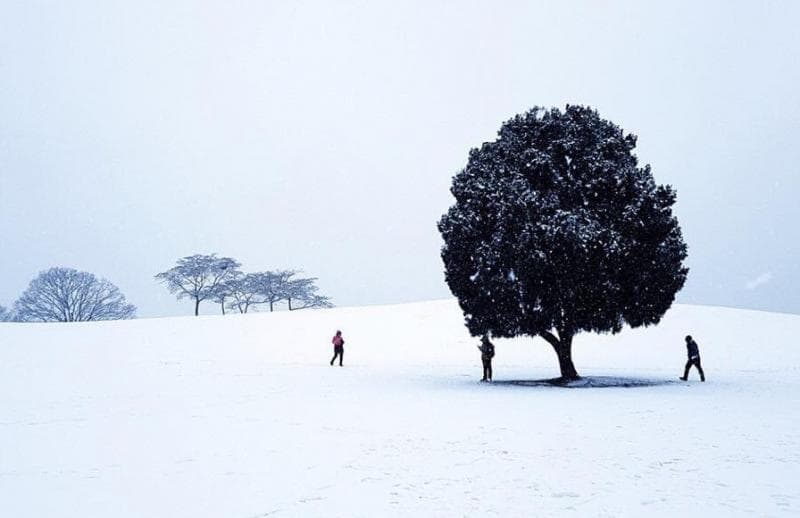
[[477, 335, 495, 382], [330, 330, 345, 366], [680, 335, 705, 381]]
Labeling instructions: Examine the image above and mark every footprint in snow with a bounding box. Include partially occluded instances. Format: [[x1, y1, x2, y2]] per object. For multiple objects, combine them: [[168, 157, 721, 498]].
[[551, 492, 580, 498]]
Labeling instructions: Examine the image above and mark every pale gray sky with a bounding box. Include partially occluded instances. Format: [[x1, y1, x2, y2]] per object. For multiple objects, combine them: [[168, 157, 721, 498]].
[[1, 0, 799, 317]]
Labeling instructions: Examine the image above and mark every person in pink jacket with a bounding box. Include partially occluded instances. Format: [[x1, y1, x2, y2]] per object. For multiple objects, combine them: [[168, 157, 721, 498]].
[[330, 330, 345, 366]]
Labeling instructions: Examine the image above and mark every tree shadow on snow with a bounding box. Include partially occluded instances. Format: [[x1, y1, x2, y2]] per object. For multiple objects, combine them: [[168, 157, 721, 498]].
[[494, 376, 676, 389]]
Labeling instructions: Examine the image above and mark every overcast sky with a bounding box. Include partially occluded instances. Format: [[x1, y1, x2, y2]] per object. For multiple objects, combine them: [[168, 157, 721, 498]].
[[1, 0, 799, 317]]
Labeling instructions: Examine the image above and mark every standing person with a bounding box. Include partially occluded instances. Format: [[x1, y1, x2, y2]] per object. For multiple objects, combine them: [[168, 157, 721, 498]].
[[680, 335, 706, 381], [477, 335, 495, 382], [330, 330, 345, 366]]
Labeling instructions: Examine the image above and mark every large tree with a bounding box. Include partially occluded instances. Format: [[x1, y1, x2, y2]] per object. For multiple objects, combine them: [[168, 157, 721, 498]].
[[438, 105, 688, 380], [13, 267, 136, 322], [155, 254, 240, 316]]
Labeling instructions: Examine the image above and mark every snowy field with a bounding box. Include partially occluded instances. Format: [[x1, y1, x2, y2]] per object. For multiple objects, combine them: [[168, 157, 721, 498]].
[[1, 299, 798, 517]]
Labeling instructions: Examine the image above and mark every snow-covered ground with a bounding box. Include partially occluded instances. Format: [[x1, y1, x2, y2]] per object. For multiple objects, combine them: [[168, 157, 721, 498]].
[[1, 300, 798, 517]]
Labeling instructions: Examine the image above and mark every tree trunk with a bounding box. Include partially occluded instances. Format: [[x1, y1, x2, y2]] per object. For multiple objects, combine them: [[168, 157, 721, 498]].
[[541, 330, 580, 381], [220, 302, 225, 315], [269, 301, 274, 312], [288, 298, 293, 311], [554, 338, 579, 380], [194, 298, 200, 316]]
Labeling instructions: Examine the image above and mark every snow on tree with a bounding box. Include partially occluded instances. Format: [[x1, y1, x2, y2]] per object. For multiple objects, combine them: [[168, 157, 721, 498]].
[[248, 270, 294, 312], [438, 105, 689, 380], [232, 271, 332, 312], [220, 272, 262, 314], [170, 260, 334, 315], [212, 269, 245, 315], [13, 267, 136, 322], [155, 254, 240, 316], [0, 304, 12, 322], [285, 275, 333, 310]]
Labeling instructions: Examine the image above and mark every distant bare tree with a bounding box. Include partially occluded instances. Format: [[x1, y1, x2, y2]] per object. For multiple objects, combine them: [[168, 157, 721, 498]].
[[293, 293, 333, 310], [223, 273, 263, 314], [182, 263, 334, 315], [211, 269, 245, 315], [13, 267, 136, 322], [212, 288, 228, 315], [285, 276, 312, 310], [249, 270, 294, 312], [286, 276, 333, 310], [155, 254, 240, 316]]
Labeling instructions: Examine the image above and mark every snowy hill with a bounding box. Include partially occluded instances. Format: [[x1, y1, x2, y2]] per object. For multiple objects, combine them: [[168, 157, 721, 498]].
[[1, 300, 798, 517]]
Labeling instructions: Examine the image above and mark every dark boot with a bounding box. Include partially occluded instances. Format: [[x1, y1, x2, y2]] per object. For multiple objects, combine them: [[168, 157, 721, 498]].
[[681, 360, 692, 380]]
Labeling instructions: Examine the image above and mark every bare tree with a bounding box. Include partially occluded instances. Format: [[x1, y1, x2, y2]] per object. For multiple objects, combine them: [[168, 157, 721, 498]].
[[293, 293, 333, 310], [13, 267, 136, 322], [212, 287, 228, 315], [285, 276, 313, 310], [211, 269, 246, 315], [171, 261, 334, 315], [155, 254, 240, 316], [249, 270, 294, 312], [286, 276, 333, 310], [223, 273, 264, 314]]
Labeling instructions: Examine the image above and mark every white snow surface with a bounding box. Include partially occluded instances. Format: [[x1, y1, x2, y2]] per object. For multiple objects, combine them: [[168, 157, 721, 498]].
[[1, 299, 798, 517]]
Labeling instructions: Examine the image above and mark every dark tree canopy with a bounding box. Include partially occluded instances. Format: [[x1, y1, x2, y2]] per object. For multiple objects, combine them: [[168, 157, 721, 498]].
[[13, 267, 136, 322], [438, 105, 688, 380]]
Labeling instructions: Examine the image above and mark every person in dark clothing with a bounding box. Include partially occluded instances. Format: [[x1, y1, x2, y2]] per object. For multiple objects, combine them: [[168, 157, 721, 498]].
[[680, 335, 705, 381], [330, 330, 345, 366], [477, 335, 495, 382]]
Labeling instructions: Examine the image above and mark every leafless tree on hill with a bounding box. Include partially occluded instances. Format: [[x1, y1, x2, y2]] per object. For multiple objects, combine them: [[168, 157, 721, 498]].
[[14, 267, 136, 322], [155, 254, 240, 316]]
